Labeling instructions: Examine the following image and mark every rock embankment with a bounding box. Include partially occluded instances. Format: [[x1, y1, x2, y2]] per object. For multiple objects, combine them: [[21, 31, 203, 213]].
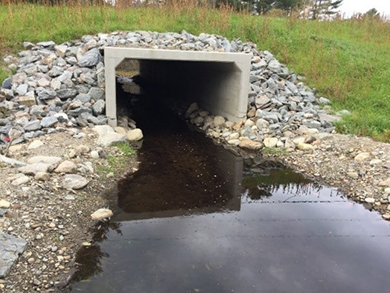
[[1, 30, 344, 151]]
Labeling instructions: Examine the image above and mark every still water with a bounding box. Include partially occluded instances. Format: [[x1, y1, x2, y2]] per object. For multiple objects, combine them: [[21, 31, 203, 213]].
[[68, 95, 390, 293]]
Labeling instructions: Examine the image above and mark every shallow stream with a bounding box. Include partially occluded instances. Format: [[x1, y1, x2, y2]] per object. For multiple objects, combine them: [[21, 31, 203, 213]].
[[68, 94, 390, 293]]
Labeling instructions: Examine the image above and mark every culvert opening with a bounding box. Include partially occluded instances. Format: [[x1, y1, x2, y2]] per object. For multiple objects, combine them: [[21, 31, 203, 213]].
[[105, 48, 251, 127]]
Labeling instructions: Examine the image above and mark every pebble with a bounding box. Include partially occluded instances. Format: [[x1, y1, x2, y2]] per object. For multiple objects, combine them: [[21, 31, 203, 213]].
[[0, 200, 11, 208], [91, 208, 113, 221], [354, 152, 371, 162], [263, 138, 278, 148], [34, 172, 50, 182], [62, 174, 89, 190], [127, 128, 143, 141], [27, 140, 44, 150], [54, 160, 77, 173], [365, 198, 375, 204]]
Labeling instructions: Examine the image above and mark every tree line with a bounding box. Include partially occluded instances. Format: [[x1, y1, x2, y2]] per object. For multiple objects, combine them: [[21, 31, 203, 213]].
[[214, 0, 344, 19]]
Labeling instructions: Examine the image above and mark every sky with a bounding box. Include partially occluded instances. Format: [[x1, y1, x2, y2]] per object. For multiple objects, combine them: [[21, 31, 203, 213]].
[[339, 0, 390, 17]]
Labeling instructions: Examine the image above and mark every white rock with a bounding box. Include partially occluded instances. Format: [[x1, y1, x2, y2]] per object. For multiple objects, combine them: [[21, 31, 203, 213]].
[[365, 198, 375, 204], [91, 208, 113, 221], [213, 116, 225, 128], [55, 160, 77, 173], [385, 188, 390, 194], [62, 174, 89, 190], [34, 172, 50, 182], [90, 151, 99, 159], [0, 199, 11, 208], [27, 156, 61, 165], [19, 163, 51, 175], [347, 172, 359, 179], [92, 125, 115, 136], [0, 154, 26, 167], [297, 143, 314, 151], [263, 137, 278, 148], [28, 140, 44, 150], [11, 176, 30, 186], [354, 152, 371, 162], [229, 133, 240, 140], [227, 139, 240, 146], [114, 126, 127, 135], [127, 128, 143, 142], [97, 132, 127, 147]]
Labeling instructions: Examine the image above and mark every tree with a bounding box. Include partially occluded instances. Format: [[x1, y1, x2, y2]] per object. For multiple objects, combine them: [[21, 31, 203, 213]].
[[275, 0, 303, 13], [311, 0, 343, 20], [365, 8, 380, 19]]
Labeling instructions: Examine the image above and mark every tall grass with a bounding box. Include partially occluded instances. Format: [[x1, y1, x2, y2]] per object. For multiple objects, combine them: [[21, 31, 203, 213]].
[[0, 2, 390, 141]]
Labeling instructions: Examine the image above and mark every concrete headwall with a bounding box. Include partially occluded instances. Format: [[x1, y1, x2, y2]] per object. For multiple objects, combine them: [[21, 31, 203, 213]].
[[104, 48, 251, 126]]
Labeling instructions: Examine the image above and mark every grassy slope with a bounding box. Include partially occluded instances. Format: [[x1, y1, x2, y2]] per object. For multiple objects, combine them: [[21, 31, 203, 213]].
[[0, 4, 389, 140]]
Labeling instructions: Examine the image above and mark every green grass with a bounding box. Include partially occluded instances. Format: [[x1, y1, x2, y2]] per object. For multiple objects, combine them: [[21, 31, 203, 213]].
[[1, 4, 390, 141], [96, 142, 137, 178]]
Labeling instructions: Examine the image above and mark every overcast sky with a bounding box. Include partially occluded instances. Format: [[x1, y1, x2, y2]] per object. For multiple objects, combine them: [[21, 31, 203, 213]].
[[340, 0, 390, 17]]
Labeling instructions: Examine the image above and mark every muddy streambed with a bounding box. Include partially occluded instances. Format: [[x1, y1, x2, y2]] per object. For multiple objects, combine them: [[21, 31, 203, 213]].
[[67, 97, 390, 293]]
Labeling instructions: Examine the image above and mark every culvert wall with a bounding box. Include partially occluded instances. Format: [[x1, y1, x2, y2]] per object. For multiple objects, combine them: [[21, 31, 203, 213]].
[[104, 48, 251, 126]]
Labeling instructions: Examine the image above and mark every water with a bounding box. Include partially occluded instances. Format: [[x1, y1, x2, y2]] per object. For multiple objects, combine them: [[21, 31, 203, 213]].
[[67, 93, 390, 293]]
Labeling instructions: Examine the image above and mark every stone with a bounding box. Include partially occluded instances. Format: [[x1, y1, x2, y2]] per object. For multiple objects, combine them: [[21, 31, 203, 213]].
[[88, 87, 104, 100], [54, 45, 67, 57], [76, 145, 91, 154], [347, 172, 359, 179], [297, 143, 314, 151], [239, 138, 263, 150], [255, 95, 270, 108], [263, 137, 278, 148], [92, 125, 115, 136], [90, 150, 99, 159], [354, 152, 371, 162], [28, 140, 44, 150], [40, 116, 58, 128], [55, 160, 77, 173], [114, 126, 127, 135], [0, 154, 26, 167], [0, 200, 11, 208], [34, 172, 50, 182], [27, 156, 61, 165], [78, 48, 102, 67], [1, 77, 12, 89], [0, 232, 27, 277], [91, 208, 113, 221], [92, 99, 105, 115], [62, 174, 89, 190], [18, 95, 36, 107], [213, 116, 225, 128], [379, 178, 390, 187], [11, 175, 30, 186], [365, 198, 375, 204], [385, 188, 390, 194], [16, 84, 28, 96], [24, 120, 41, 132], [268, 60, 281, 72], [227, 139, 240, 146], [193, 116, 204, 126], [97, 132, 127, 147], [19, 163, 51, 175], [75, 93, 91, 104], [127, 128, 143, 142]]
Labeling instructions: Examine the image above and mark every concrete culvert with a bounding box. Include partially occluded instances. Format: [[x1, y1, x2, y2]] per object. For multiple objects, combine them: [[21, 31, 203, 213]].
[[105, 48, 251, 127]]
